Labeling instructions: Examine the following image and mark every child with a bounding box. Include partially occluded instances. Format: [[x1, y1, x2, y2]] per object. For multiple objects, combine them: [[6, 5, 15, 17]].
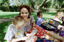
[[35, 11, 47, 27], [4, 15, 36, 42]]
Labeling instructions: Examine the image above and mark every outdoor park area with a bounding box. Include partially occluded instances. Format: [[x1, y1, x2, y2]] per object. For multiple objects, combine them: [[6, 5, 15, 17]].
[[0, 0, 64, 42]]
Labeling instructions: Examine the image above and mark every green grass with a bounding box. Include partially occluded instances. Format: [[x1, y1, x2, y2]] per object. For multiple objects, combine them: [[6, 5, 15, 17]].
[[0, 12, 19, 18], [0, 12, 56, 42], [0, 12, 19, 16], [0, 22, 11, 42]]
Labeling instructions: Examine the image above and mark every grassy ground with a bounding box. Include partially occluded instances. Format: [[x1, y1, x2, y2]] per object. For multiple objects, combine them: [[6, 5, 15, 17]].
[[0, 12, 57, 42]]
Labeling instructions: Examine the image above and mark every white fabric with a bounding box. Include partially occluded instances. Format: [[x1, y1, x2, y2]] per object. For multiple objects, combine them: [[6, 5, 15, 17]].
[[4, 24, 26, 41], [58, 25, 64, 31], [54, 18, 60, 22]]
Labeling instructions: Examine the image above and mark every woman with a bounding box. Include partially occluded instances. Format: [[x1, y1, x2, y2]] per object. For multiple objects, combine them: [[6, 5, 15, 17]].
[[18, 5, 57, 42], [18, 5, 37, 42], [19, 5, 35, 32]]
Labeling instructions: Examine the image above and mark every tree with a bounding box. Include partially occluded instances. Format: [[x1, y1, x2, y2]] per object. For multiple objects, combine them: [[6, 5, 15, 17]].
[[29, 0, 47, 12], [8, 0, 48, 12]]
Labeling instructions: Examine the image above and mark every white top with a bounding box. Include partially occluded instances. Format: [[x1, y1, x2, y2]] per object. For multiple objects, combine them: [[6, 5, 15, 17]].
[[54, 18, 60, 22], [4, 24, 26, 41], [58, 25, 64, 31]]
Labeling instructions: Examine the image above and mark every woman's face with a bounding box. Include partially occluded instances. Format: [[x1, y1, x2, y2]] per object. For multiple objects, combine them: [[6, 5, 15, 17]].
[[20, 8, 29, 19]]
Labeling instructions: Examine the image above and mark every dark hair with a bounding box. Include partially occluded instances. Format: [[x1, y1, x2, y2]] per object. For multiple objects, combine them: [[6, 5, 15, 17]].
[[19, 5, 31, 18], [37, 11, 42, 16], [62, 17, 64, 21], [62, 17, 64, 26]]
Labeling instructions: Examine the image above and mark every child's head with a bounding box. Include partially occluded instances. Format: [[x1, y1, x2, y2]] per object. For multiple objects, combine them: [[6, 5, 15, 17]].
[[37, 11, 42, 18], [12, 15, 24, 29]]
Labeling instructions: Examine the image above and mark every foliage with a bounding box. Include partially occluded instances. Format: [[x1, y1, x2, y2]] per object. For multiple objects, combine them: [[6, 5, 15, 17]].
[[0, 0, 64, 12]]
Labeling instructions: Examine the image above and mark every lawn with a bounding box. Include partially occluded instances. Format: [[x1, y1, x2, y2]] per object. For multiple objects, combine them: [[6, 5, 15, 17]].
[[0, 12, 57, 42]]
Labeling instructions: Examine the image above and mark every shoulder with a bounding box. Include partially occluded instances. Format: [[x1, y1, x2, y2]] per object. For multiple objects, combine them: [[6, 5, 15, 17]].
[[30, 15, 34, 18], [37, 18, 42, 21], [8, 24, 15, 30]]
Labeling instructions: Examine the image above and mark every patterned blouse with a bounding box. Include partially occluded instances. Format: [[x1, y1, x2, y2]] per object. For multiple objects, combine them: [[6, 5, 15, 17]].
[[24, 15, 34, 32]]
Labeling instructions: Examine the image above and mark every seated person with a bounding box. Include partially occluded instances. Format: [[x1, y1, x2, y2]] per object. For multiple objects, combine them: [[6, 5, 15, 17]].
[[4, 15, 37, 42], [35, 11, 47, 27], [35, 11, 53, 42], [58, 17, 64, 37]]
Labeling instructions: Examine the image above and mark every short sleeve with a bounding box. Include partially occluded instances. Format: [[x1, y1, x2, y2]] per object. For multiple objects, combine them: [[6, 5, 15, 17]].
[[4, 25, 14, 41], [36, 19, 42, 26], [30, 15, 34, 23]]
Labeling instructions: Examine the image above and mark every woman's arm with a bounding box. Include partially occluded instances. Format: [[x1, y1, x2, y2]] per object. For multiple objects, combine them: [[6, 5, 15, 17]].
[[32, 21, 36, 29], [33, 21, 35, 27]]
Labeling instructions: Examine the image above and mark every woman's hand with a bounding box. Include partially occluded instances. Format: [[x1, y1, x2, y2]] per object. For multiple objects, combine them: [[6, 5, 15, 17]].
[[33, 26, 36, 30]]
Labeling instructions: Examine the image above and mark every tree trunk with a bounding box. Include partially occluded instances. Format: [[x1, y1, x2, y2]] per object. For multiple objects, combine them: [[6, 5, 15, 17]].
[[38, 0, 47, 10], [0, 18, 13, 23], [48, 0, 56, 12], [29, 0, 35, 9]]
